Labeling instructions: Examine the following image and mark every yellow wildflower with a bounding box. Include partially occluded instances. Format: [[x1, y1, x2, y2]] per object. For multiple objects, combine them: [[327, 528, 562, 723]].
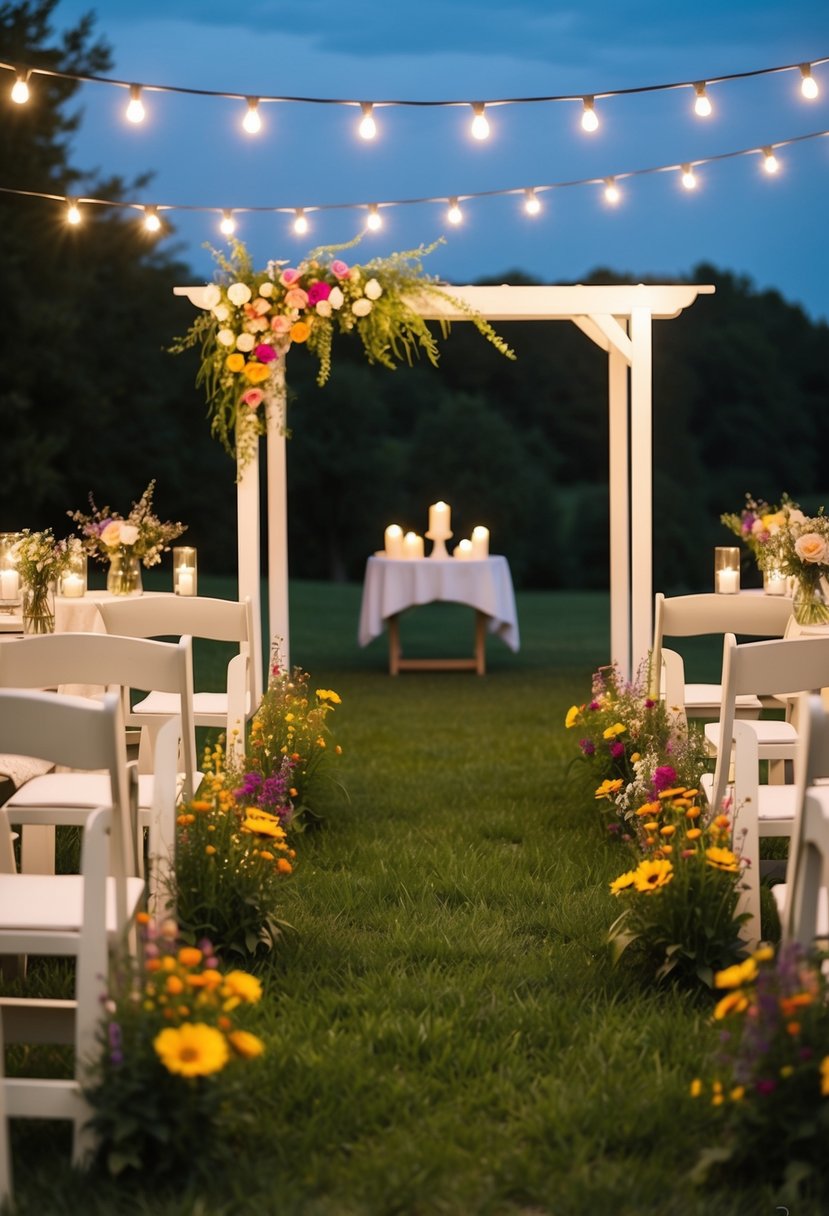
[[633, 858, 674, 893], [228, 1029, 266, 1059], [316, 689, 342, 704], [713, 990, 750, 1020], [609, 869, 638, 895], [222, 970, 263, 1004], [154, 1022, 229, 1077], [715, 957, 758, 989], [595, 778, 623, 800], [689, 1078, 703, 1098], [602, 722, 626, 740], [564, 705, 582, 729], [706, 846, 740, 873]]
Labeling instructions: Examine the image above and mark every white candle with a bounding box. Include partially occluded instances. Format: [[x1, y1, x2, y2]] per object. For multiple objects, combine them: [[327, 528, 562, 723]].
[[716, 569, 740, 594], [471, 526, 490, 558], [403, 531, 424, 559], [384, 524, 404, 558], [177, 567, 196, 596], [428, 501, 451, 536], [764, 570, 788, 596], [454, 539, 473, 559], [0, 569, 19, 600], [60, 572, 85, 598]]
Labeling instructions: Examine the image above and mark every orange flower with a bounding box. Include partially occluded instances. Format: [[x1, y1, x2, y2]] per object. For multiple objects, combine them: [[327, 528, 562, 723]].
[[225, 352, 245, 373], [686, 827, 702, 840], [290, 320, 310, 343], [177, 947, 203, 968], [244, 361, 272, 384], [277, 858, 293, 874]]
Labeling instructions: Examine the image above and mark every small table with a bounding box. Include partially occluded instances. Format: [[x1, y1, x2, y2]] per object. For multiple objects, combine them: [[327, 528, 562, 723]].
[[358, 555, 520, 675]]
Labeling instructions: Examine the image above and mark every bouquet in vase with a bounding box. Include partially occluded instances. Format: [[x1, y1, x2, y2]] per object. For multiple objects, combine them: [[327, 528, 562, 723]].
[[12, 529, 78, 633], [757, 509, 829, 625], [69, 480, 186, 594], [720, 492, 801, 565]]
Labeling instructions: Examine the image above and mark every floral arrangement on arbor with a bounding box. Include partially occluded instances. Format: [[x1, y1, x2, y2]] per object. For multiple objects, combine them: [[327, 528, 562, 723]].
[[690, 941, 829, 1200], [84, 914, 266, 1178], [172, 237, 515, 465], [720, 492, 801, 561], [607, 785, 749, 985], [12, 528, 78, 633], [68, 479, 187, 568]]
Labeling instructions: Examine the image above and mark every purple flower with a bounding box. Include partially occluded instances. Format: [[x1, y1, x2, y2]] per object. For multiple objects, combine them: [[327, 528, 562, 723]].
[[652, 765, 677, 792], [108, 1021, 123, 1066], [609, 741, 625, 759], [579, 738, 595, 756], [644, 698, 655, 709]]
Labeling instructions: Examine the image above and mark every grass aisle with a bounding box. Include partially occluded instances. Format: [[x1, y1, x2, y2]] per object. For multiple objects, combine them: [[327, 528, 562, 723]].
[[17, 585, 781, 1215]]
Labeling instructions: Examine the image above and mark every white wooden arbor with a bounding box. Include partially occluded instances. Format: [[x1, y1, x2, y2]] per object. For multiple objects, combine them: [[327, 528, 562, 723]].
[[176, 282, 714, 679]]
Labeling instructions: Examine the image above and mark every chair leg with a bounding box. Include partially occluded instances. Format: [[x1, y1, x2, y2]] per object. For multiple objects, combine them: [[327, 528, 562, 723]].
[[0, 1010, 12, 1207]]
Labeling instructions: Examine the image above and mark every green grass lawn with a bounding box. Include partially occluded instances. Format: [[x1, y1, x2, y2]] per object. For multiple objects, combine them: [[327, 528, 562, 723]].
[[8, 583, 794, 1215]]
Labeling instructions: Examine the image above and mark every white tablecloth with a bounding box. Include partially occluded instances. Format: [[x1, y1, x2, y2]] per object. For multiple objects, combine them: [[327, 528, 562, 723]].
[[358, 555, 520, 651]]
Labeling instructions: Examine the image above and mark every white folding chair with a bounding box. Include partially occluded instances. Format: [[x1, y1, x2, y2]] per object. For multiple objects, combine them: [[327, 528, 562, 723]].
[[98, 595, 261, 765], [0, 631, 196, 901], [0, 689, 146, 1186], [650, 591, 793, 722]]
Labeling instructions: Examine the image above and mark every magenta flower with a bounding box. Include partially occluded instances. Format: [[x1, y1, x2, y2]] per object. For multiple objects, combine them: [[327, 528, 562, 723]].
[[652, 765, 677, 792], [254, 343, 278, 363], [330, 259, 350, 280], [579, 738, 595, 756], [609, 741, 625, 759], [307, 281, 331, 305]]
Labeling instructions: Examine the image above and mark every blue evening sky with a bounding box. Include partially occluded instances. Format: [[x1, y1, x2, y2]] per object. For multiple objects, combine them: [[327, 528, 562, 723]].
[[46, 0, 829, 320]]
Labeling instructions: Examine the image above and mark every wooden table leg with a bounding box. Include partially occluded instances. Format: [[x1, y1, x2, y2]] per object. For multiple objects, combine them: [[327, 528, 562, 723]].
[[474, 611, 487, 676], [388, 614, 401, 676]]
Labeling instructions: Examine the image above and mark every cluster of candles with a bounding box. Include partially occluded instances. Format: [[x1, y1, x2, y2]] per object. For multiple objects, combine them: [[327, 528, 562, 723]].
[[713, 546, 788, 596], [383, 502, 490, 560]]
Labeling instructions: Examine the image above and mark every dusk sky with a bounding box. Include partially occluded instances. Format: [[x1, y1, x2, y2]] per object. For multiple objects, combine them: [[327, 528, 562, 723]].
[[46, 1, 829, 321]]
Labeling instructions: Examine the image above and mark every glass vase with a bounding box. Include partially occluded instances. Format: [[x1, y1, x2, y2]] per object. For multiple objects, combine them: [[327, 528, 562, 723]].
[[22, 579, 56, 634], [792, 576, 829, 626], [107, 552, 143, 596]]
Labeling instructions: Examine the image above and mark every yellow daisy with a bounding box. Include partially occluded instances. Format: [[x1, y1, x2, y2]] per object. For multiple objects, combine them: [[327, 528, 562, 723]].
[[153, 1022, 229, 1077], [633, 858, 674, 892]]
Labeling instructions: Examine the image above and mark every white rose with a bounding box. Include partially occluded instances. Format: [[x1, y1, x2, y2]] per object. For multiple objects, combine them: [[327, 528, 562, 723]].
[[328, 286, 344, 310], [217, 328, 235, 347], [788, 509, 806, 526], [236, 333, 255, 352], [315, 300, 332, 318], [364, 278, 383, 300], [795, 532, 828, 565], [100, 521, 123, 547], [119, 524, 139, 546], [227, 281, 252, 306], [258, 281, 274, 298], [200, 283, 221, 309], [213, 303, 230, 322], [352, 298, 372, 317]]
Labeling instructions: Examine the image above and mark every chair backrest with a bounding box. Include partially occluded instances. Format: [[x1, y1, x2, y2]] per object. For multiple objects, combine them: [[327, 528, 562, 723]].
[[650, 591, 793, 698], [0, 689, 133, 896], [708, 633, 829, 811], [781, 692, 829, 946], [0, 632, 197, 800], [97, 595, 262, 709]]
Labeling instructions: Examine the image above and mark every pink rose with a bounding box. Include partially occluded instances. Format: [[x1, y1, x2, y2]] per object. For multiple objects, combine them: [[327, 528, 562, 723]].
[[242, 389, 264, 409], [255, 343, 278, 363], [330, 260, 350, 280], [279, 268, 301, 287], [271, 315, 293, 335], [307, 281, 331, 305], [795, 532, 828, 564], [284, 287, 309, 309]]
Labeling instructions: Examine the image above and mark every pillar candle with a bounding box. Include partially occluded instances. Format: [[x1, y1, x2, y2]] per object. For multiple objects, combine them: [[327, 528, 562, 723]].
[[177, 567, 196, 596], [403, 531, 424, 559], [384, 524, 404, 558], [454, 539, 473, 559], [0, 569, 20, 600], [715, 569, 739, 594], [60, 572, 85, 598], [471, 526, 490, 558], [428, 501, 451, 535]]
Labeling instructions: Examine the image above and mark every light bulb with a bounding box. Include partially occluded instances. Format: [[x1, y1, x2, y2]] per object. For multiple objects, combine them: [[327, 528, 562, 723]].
[[293, 208, 309, 235], [581, 96, 599, 133], [243, 98, 262, 134], [604, 177, 620, 205], [523, 189, 541, 216], [470, 103, 490, 140], [681, 164, 697, 190], [358, 103, 377, 140], [126, 84, 145, 124], [144, 207, 161, 233], [366, 204, 382, 231], [219, 210, 236, 235], [800, 64, 819, 99], [66, 199, 81, 225], [11, 73, 29, 104], [693, 83, 712, 117], [447, 198, 463, 225], [762, 147, 779, 174]]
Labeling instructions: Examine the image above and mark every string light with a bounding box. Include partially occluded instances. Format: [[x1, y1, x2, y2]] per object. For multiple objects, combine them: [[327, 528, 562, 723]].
[[762, 146, 780, 174], [10, 71, 30, 104], [366, 204, 382, 231], [143, 206, 162, 232], [219, 209, 236, 235], [604, 177, 621, 205], [581, 96, 599, 133], [358, 102, 377, 140], [693, 82, 712, 117], [523, 188, 541, 215], [65, 198, 81, 225], [447, 197, 463, 224], [470, 102, 490, 140], [800, 64, 819, 99], [242, 98, 262, 134], [293, 208, 309, 235], [125, 84, 145, 124], [681, 163, 697, 190]]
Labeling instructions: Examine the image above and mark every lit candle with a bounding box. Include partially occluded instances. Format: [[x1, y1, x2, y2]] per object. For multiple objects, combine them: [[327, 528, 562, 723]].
[[177, 566, 196, 596], [471, 526, 490, 558], [428, 501, 451, 536], [384, 524, 404, 558], [0, 569, 19, 600], [60, 572, 85, 598], [403, 531, 424, 559], [716, 569, 740, 594], [454, 539, 473, 559], [764, 570, 788, 596]]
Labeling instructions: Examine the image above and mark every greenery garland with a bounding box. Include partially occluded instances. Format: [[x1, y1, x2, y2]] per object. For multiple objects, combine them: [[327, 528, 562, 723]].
[[172, 236, 515, 464]]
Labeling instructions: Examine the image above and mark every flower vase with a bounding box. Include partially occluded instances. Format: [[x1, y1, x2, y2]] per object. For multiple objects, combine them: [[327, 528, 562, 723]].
[[792, 576, 829, 626], [107, 552, 143, 596], [22, 580, 56, 634]]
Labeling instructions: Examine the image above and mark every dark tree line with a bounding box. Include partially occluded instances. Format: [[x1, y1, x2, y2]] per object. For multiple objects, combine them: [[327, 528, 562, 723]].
[[2, 2, 828, 593]]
